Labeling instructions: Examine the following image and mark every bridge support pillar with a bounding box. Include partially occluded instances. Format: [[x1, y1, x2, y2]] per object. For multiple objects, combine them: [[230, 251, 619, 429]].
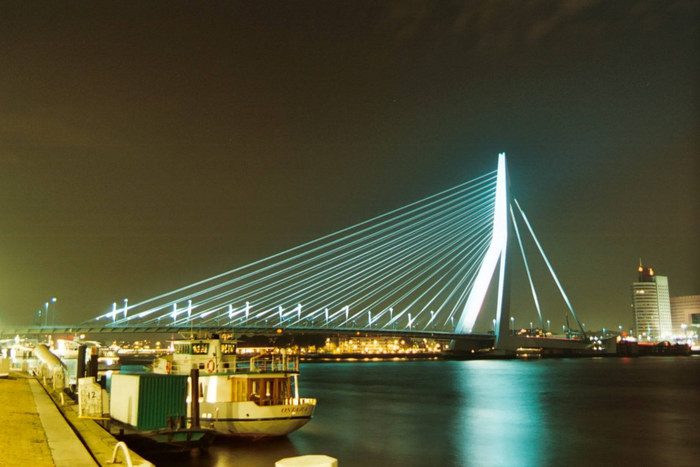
[[494, 197, 513, 350]]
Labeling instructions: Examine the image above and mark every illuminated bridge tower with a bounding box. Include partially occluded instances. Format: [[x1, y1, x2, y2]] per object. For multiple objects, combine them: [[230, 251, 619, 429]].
[[455, 153, 512, 348]]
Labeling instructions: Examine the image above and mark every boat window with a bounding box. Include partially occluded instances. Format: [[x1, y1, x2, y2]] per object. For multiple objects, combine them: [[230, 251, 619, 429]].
[[192, 343, 209, 354], [174, 343, 191, 354], [280, 379, 289, 399], [221, 343, 236, 355], [234, 379, 246, 402]]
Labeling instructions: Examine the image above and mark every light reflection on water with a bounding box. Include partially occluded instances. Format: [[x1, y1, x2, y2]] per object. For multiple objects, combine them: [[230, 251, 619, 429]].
[[458, 360, 547, 466], [145, 357, 700, 467]]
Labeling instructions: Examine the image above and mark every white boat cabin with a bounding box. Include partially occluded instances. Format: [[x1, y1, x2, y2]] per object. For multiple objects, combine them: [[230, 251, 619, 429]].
[[154, 338, 299, 376], [151, 337, 316, 437]]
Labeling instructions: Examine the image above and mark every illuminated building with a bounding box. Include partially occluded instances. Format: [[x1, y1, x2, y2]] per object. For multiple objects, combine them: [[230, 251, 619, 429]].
[[631, 262, 672, 341], [670, 295, 700, 336]]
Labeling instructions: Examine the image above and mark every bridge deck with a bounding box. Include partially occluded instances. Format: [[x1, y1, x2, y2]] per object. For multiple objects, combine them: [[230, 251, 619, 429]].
[[0, 325, 494, 340]]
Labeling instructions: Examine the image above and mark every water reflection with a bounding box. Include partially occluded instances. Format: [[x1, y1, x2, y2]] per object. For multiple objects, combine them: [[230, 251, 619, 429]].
[[146, 436, 300, 467], [458, 360, 547, 466], [134, 358, 700, 466], [290, 361, 468, 466]]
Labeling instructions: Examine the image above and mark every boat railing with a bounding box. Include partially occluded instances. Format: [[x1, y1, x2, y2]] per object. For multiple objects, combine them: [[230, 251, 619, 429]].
[[238, 354, 300, 374], [167, 354, 300, 375]]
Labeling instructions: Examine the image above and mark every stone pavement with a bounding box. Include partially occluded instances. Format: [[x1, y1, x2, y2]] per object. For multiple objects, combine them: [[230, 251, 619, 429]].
[[0, 372, 97, 466], [0, 373, 55, 466]]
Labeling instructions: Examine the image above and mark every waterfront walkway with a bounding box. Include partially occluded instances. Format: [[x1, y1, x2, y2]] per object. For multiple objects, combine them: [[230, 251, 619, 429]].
[[0, 371, 151, 466], [0, 372, 96, 466]]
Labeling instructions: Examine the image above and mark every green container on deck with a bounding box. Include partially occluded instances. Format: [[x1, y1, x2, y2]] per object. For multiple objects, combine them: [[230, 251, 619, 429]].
[[110, 373, 188, 431]]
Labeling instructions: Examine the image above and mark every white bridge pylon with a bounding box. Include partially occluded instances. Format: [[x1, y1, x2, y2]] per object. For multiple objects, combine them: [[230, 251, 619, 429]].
[[455, 153, 509, 340], [89, 153, 585, 342], [456, 153, 586, 346]]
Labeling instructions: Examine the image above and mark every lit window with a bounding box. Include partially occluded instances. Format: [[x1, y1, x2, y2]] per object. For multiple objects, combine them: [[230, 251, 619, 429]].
[[192, 343, 209, 354]]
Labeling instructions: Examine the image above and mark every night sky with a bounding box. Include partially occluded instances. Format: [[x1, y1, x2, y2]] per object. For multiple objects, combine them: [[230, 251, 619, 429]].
[[1, 1, 698, 331]]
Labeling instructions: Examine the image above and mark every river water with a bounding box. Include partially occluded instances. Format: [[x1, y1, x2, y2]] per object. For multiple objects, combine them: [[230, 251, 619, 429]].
[[148, 356, 700, 467]]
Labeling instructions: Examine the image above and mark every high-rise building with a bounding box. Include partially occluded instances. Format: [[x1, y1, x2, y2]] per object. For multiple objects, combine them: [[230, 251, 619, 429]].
[[631, 262, 672, 341], [670, 295, 700, 335]]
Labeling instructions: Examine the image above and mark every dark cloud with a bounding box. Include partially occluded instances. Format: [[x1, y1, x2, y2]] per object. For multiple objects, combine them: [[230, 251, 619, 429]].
[[379, 0, 695, 55]]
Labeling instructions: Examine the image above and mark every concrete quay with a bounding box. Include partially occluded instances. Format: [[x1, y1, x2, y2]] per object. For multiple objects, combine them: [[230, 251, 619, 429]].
[[0, 371, 152, 466]]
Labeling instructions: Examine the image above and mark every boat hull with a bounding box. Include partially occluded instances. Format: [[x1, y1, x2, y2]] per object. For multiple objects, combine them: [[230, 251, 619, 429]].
[[202, 416, 313, 438], [110, 424, 215, 453], [192, 400, 316, 437]]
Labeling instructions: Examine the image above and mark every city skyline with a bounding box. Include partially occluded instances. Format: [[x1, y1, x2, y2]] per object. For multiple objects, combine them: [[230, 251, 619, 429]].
[[1, 1, 698, 330]]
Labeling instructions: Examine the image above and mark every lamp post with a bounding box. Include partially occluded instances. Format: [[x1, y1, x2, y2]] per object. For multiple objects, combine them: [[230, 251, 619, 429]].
[[547, 319, 551, 333], [43, 297, 57, 326], [510, 317, 515, 334]]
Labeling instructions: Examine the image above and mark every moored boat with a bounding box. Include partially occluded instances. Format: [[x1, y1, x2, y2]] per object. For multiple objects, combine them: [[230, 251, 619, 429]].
[[152, 335, 316, 438], [107, 372, 215, 451]]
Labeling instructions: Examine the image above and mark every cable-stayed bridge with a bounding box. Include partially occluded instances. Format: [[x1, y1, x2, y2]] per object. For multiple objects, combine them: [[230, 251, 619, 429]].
[[5, 154, 588, 351]]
